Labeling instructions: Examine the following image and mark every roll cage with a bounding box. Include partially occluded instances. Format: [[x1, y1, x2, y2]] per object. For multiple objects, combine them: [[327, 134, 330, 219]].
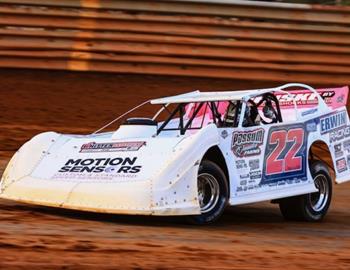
[[156, 102, 222, 135], [154, 92, 284, 135]]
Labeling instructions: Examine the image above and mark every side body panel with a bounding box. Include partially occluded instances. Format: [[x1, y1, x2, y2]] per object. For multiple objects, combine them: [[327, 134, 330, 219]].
[[218, 122, 316, 206], [220, 105, 350, 206]]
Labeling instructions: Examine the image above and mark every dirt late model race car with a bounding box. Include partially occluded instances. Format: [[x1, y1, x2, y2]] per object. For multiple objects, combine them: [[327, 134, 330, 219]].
[[1, 83, 350, 224]]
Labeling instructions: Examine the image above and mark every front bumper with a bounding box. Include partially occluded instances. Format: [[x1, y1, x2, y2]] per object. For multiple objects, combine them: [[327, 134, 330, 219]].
[[0, 174, 200, 216]]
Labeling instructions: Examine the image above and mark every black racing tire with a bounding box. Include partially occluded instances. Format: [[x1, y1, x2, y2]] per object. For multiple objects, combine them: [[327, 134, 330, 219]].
[[187, 160, 229, 225], [279, 160, 332, 222]]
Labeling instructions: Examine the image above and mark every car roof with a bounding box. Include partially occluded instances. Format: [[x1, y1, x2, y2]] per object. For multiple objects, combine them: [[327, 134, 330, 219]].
[[150, 87, 279, 104]]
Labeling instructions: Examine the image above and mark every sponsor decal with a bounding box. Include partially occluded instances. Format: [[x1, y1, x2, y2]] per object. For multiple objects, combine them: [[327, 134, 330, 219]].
[[334, 143, 344, 158], [320, 111, 346, 134], [249, 159, 260, 170], [236, 186, 250, 193], [305, 119, 318, 132], [337, 94, 345, 104], [249, 170, 262, 180], [231, 129, 264, 157], [253, 91, 335, 108], [239, 173, 249, 179], [221, 130, 228, 139], [248, 178, 256, 184], [236, 187, 243, 192], [301, 108, 318, 117], [276, 91, 335, 107], [235, 160, 248, 170], [53, 157, 142, 179], [240, 180, 247, 186], [80, 141, 146, 153], [330, 126, 350, 143], [336, 158, 347, 173]]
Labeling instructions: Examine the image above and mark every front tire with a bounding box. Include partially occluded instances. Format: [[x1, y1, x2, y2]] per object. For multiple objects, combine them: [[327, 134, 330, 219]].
[[187, 160, 229, 225], [279, 160, 332, 221]]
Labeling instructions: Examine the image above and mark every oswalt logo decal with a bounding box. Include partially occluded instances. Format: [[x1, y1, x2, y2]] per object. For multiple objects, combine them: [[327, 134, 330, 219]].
[[231, 129, 264, 158], [80, 141, 146, 153]]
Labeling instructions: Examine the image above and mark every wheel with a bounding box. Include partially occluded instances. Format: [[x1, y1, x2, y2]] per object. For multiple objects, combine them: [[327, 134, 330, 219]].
[[187, 160, 229, 225], [279, 160, 332, 221]]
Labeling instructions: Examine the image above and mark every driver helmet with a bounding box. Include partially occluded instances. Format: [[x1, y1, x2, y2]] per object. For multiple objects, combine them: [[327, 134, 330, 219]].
[[224, 102, 236, 125], [263, 100, 276, 120]]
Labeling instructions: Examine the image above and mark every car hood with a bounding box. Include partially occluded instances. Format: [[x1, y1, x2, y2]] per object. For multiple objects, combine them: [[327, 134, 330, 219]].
[[23, 132, 185, 183]]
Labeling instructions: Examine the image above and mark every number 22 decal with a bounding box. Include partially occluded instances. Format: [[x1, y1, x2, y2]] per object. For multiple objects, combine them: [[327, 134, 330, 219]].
[[266, 128, 305, 175]]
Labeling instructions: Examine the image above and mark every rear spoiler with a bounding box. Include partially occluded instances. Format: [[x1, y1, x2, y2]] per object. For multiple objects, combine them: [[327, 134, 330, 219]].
[[185, 85, 348, 118]]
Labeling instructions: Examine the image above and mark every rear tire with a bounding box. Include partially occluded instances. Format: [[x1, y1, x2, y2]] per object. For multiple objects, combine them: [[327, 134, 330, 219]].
[[187, 160, 229, 225], [279, 160, 332, 221]]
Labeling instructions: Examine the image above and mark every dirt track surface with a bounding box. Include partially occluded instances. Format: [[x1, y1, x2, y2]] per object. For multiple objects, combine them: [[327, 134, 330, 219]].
[[0, 69, 349, 269]]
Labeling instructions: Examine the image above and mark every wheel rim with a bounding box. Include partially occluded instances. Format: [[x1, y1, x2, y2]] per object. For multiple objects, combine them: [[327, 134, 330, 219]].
[[197, 173, 220, 213], [309, 174, 329, 212]]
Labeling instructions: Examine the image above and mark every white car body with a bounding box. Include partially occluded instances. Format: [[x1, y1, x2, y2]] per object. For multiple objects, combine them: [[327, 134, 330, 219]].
[[1, 83, 349, 216]]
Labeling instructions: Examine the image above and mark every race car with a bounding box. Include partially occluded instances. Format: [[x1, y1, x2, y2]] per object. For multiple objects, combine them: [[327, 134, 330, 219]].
[[1, 83, 349, 224]]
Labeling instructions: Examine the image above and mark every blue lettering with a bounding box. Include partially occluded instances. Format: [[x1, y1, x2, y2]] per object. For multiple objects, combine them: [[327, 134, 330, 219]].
[[320, 111, 347, 134], [330, 115, 336, 128], [325, 118, 330, 131]]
